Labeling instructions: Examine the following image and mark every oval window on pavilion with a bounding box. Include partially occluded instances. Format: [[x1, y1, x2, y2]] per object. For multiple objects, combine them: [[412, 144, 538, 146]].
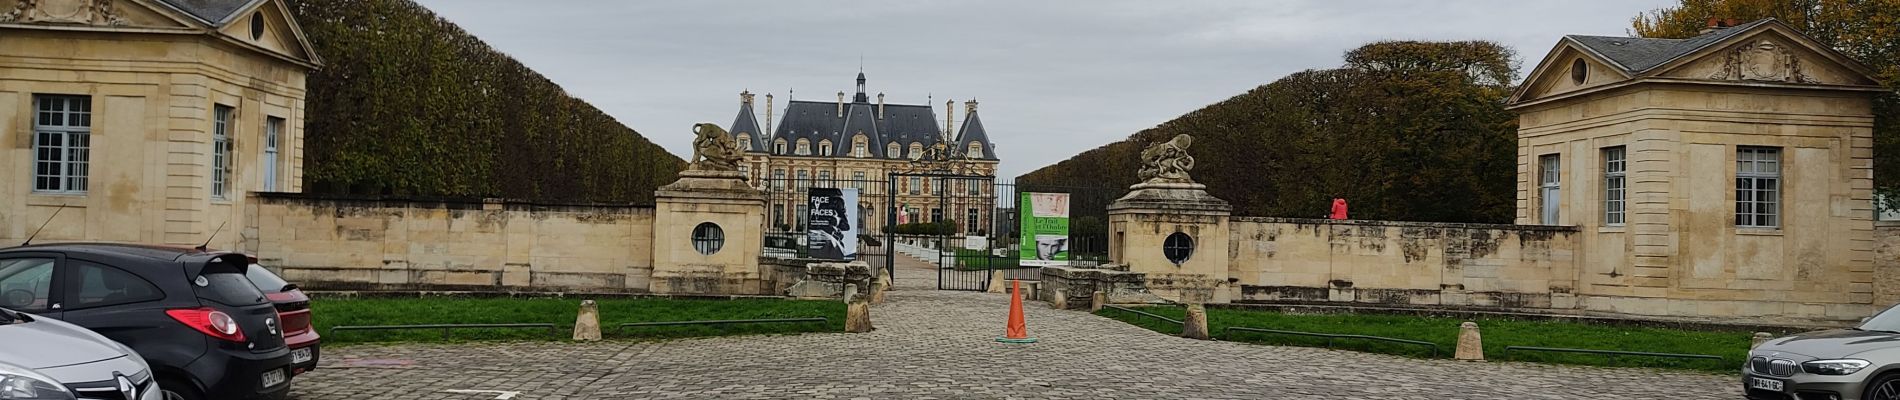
[[1163, 232, 1194, 265]]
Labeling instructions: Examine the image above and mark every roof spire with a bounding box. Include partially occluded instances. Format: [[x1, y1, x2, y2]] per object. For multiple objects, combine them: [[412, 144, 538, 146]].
[[853, 68, 869, 103]]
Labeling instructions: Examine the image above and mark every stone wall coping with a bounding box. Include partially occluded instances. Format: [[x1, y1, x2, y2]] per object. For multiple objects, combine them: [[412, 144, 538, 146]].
[[1230, 216, 1580, 232], [252, 192, 657, 211]]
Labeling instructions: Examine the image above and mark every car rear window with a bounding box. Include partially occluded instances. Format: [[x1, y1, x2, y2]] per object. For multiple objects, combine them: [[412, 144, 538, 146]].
[[244, 265, 292, 294], [196, 268, 267, 307]]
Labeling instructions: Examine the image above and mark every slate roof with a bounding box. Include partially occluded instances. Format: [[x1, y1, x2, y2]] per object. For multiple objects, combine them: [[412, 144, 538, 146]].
[[731, 73, 997, 161], [955, 111, 996, 161], [155, 0, 260, 25], [727, 100, 766, 153], [1565, 18, 1771, 75]]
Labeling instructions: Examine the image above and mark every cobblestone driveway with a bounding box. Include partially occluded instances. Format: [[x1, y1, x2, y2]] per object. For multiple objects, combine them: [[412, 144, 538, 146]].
[[291, 258, 1742, 399]]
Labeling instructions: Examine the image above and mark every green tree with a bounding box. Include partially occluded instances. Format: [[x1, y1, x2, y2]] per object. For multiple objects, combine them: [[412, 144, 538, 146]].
[[1020, 41, 1520, 223], [286, 0, 684, 203], [1633, 0, 1900, 205]]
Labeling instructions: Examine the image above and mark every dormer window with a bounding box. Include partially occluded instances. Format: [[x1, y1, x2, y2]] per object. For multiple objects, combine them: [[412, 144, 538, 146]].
[[819, 140, 833, 156], [967, 143, 983, 158], [775, 139, 787, 155], [887, 142, 900, 158], [795, 139, 811, 156], [853, 134, 868, 158], [908, 143, 923, 159], [738, 134, 752, 151]]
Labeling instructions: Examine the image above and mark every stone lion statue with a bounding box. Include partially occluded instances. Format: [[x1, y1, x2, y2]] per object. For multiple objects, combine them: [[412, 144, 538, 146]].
[[1138, 134, 1195, 183], [691, 123, 742, 171]]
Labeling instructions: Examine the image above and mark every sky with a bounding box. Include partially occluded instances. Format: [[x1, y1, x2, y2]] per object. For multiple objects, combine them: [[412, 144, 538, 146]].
[[411, 0, 1675, 179]]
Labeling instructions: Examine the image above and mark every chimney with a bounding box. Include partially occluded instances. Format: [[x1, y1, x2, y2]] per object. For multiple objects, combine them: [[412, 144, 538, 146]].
[[740, 90, 754, 106], [965, 98, 978, 115], [837, 91, 846, 116], [764, 93, 775, 134], [1700, 17, 1744, 35], [944, 99, 955, 135], [876, 93, 886, 119]]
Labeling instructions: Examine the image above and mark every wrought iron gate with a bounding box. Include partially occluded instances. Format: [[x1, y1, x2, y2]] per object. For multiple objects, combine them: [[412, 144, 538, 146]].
[[884, 173, 1002, 291]]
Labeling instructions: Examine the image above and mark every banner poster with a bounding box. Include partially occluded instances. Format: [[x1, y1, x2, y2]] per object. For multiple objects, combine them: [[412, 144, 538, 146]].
[[807, 188, 860, 260], [1018, 192, 1071, 266]]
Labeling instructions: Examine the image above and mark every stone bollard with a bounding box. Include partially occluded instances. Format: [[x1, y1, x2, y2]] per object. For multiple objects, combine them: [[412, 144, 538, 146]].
[[1454, 322, 1483, 361], [870, 270, 891, 304], [1090, 291, 1106, 312], [1182, 304, 1211, 340], [1752, 332, 1774, 348], [845, 284, 874, 333], [573, 300, 602, 342], [1051, 288, 1068, 310], [988, 274, 1007, 294]]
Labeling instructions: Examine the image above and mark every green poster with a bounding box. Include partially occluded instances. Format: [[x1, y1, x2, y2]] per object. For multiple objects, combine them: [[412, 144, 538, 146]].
[[1019, 192, 1071, 266]]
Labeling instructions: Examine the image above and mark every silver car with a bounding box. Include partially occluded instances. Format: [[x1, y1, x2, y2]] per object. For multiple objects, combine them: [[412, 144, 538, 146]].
[[1747, 304, 1900, 400], [0, 307, 161, 400]]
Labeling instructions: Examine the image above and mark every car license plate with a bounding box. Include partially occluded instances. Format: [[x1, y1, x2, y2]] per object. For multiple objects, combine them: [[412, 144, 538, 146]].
[[293, 347, 312, 364], [1749, 377, 1784, 392], [261, 368, 286, 388]]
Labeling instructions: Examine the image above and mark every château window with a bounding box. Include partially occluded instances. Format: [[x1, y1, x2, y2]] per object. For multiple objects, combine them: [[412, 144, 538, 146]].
[[796, 139, 811, 156], [775, 139, 787, 155], [212, 105, 235, 200], [1602, 146, 1626, 226], [818, 170, 832, 188], [796, 170, 809, 189], [966, 208, 980, 233], [852, 171, 866, 190], [263, 117, 283, 192], [1539, 154, 1560, 225], [738, 134, 752, 151], [819, 140, 833, 156], [887, 142, 900, 158], [32, 94, 91, 193], [771, 169, 786, 189], [853, 136, 868, 158], [909, 176, 921, 195], [968, 144, 983, 158], [1737, 147, 1781, 228], [909, 143, 923, 159]]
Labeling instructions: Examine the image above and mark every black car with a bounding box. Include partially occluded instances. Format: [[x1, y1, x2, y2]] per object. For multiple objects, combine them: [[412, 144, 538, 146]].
[[0, 243, 294, 400]]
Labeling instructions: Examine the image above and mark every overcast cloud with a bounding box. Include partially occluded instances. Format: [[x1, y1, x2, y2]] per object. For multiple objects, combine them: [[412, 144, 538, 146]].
[[411, 0, 1672, 178]]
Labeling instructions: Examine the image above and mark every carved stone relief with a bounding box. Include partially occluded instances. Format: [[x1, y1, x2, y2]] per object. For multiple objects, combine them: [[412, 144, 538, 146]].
[[0, 0, 128, 26], [1709, 39, 1815, 84]]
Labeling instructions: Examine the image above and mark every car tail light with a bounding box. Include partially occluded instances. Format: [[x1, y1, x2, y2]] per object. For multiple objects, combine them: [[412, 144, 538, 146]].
[[166, 307, 247, 342]]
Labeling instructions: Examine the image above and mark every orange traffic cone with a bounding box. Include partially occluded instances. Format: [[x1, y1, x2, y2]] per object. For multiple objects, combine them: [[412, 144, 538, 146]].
[[996, 280, 1038, 343]]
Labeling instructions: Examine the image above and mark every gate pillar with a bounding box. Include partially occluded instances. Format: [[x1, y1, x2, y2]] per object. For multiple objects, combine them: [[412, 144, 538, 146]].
[[650, 168, 768, 295], [1107, 134, 1232, 303]]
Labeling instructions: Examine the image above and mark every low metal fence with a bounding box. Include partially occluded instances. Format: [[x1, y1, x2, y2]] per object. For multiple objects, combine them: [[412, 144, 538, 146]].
[[1101, 305, 1184, 325], [617, 317, 829, 329], [329, 323, 558, 339], [1501, 346, 1723, 366], [1225, 327, 1441, 357]]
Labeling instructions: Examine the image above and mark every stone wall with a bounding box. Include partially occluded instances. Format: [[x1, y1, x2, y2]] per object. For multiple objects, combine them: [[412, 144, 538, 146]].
[[1228, 217, 1580, 310], [1877, 222, 1900, 307], [245, 194, 655, 292]]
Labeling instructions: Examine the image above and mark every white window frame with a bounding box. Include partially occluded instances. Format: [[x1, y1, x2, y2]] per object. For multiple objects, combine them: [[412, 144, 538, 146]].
[[1602, 146, 1625, 226], [909, 176, 921, 195], [795, 139, 811, 156], [771, 169, 786, 190], [262, 117, 283, 192], [817, 170, 832, 188], [1737, 146, 1781, 228], [966, 208, 980, 233], [212, 105, 235, 200], [819, 141, 833, 156], [31, 95, 91, 194], [795, 170, 810, 190], [853, 140, 867, 158], [1539, 154, 1560, 225], [886, 143, 899, 158], [851, 171, 867, 190], [738, 134, 751, 151]]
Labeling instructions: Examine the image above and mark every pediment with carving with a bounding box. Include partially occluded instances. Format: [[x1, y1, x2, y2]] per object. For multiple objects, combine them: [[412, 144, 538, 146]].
[[1660, 33, 1879, 87], [0, 0, 191, 29]]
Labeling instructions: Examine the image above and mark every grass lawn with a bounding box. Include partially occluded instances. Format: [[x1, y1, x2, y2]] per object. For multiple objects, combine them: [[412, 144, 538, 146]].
[[311, 297, 845, 345], [954, 248, 1020, 270], [1099, 306, 1758, 372]]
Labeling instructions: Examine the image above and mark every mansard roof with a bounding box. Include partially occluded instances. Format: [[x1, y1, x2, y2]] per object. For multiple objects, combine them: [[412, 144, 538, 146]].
[[955, 111, 996, 161], [728, 99, 766, 153], [773, 100, 945, 159]]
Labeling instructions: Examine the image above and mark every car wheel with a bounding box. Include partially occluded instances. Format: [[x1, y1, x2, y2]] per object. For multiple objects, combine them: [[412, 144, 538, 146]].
[[1868, 373, 1900, 400], [158, 377, 204, 400]]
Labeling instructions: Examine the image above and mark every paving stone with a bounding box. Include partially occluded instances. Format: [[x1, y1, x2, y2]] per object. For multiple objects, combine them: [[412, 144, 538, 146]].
[[289, 256, 1740, 399]]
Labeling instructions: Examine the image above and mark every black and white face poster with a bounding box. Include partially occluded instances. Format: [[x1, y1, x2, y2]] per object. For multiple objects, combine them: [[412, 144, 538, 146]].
[[807, 188, 860, 260]]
